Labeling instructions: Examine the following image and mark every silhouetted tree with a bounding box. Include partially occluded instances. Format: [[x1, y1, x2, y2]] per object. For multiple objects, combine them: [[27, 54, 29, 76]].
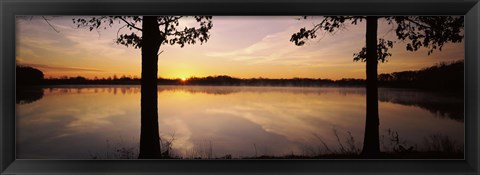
[[73, 16, 213, 158], [290, 16, 464, 157], [16, 66, 44, 86], [16, 66, 45, 104]]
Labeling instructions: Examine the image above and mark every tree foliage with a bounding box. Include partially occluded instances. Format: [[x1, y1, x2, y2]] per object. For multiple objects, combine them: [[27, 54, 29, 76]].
[[386, 16, 464, 55], [72, 16, 213, 49], [290, 16, 464, 62]]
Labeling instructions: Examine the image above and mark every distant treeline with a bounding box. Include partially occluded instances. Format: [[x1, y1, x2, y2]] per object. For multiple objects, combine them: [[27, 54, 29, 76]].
[[378, 60, 463, 92], [16, 60, 464, 92], [180, 76, 367, 87], [39, 75, 365, 87]]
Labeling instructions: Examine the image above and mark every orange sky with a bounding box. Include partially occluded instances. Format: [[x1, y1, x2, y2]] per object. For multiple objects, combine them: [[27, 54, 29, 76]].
[[16, 16, 464, 80]]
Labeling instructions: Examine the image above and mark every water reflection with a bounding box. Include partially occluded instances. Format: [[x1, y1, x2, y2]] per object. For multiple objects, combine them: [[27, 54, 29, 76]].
[[377, 89, 463, 121], [24, 85, 464, 122], [16, 87, 44, 104], [16, 85, 464, 159]]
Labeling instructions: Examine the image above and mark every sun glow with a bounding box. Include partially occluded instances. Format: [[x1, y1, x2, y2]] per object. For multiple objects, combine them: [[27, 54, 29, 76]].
[[181, 77, 187, 81]]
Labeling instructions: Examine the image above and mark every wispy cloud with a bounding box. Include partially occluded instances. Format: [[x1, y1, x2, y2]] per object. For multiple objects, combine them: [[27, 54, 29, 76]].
[[206, 24, 366, 68], [205, 27, 300, 62], [20, 63, 103, 72]]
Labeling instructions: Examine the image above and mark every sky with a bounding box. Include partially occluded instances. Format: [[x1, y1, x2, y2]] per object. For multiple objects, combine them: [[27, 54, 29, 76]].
[[16, 16, 464, 80]]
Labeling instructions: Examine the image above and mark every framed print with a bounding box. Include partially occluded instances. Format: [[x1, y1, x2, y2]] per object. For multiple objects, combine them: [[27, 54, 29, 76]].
[[1, 0, 480, 174]]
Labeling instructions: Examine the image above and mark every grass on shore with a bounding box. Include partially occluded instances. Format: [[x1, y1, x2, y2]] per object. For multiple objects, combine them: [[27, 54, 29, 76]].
[[91, 129, 463, 159]]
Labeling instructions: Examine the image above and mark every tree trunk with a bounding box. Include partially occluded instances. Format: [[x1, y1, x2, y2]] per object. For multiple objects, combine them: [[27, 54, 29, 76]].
[[361, 16, 380, 157], [138, 16, 162, 159]]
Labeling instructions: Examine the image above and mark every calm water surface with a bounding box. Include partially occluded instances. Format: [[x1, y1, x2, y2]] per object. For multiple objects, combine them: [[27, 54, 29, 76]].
[[16, 85, 464, 159]]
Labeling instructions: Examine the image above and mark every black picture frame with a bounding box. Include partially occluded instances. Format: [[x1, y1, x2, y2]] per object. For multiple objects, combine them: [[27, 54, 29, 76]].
[[1, 0, 479, 174]]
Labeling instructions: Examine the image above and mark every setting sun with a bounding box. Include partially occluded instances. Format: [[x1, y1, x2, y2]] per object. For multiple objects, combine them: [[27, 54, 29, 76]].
[[181, 77, 187, 81]]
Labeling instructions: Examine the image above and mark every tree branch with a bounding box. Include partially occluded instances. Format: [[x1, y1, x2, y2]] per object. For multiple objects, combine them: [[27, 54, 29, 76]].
[[172, 16, 183, 21], [116, 24, 128, 39], [163, 17, 170, 40], [310, 18, 328, 33], [157, 50, 164, 56], [118, 16, 143, 31], [42, 16, 60, 33], [402, 17, 432, 29]]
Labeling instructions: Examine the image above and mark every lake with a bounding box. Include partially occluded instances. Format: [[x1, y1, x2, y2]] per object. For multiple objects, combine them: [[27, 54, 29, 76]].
[[16, 85, 464, 159]]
